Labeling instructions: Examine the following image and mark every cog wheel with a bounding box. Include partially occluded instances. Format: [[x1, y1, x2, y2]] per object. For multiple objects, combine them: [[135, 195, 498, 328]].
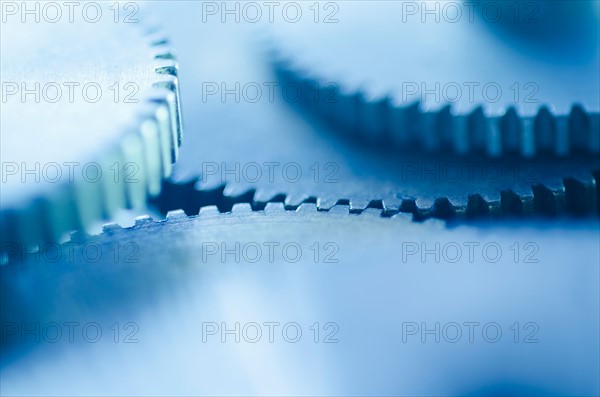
[[136, 2, 598, 222], [0, 4, 183, 248], [267, 0, 600, 158], [1, 204, 598, 395]]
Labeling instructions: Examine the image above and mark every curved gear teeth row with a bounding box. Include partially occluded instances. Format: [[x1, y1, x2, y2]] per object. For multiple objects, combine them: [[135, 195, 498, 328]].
[[10, 200, 416, 265], [147, 171, 599, 224], [0, 31, 182, 252], [70, 201, 417, 248], [272, 58, 600, 159], [5, 170, 596, 265]]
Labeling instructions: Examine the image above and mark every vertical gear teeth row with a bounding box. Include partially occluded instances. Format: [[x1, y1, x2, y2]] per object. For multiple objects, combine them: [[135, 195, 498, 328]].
[[147, 171, 599, 225], [0, 30, 182, 256], [273, 59, 600, 159]]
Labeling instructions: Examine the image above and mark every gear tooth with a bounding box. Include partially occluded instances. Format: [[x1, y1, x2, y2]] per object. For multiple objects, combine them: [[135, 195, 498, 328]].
[[102, 223, 123, 233], [166, 209, 187, 220], [198, 206, 220, 217], [119, 132, 149, 209], [381, 198, 401, 216], [303, 74, 325, 117], [152, 46, 177, 60], [148, 88, 180, 163], [335, 90, 361, 136], [359, 93, 390, 142], [501, 190, 524, 216], [569, 104, 591, 152], [316, 197, 338, 211], [452, 114, 470, 155], [532, 184, 558, 216], [284, 193, 310, 208], [231, 203, 253, 213], [391, 102, 420, 146], [438, 105, 454, 150], [252, 193, 285, 212], [593, 170, 600, 215], [563, 177, 595, 216], [223, 184, 253, 199], [389, 101, 408, 146], [101, 150, 130, 220], [399, 199, 418, 214], [534, 106, 556, 154], [219, 187, 255, 213], [500, 107, 521, 154], [138, 112, 169, 194], [264, 202, 286, 213], [154, 59, 178, 77], [149, 35, 171, 47], [253, 189, 279, 204], [367, 199, 384, 210], [590, 113, 600, 153], [134, 215, 154, 227], [349, 198, 370, 213], [468, 107, 487, 153], [296, 203, 318, 213], [418, 106, 448, 151], [152, 72, 182, 148], [520, 115, 536, 158], [431, 197, 456, 220], [485, 113, 503, 158], [467, 194, 491, 218]]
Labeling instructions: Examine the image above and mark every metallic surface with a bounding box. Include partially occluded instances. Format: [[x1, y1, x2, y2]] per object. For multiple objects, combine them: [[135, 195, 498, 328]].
[[0, 3, 182, 247], [1, 203, 598, 395]]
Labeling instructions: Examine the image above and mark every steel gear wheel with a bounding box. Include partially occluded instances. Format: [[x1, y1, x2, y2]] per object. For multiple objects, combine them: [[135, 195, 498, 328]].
[[266, 0, 599, 158], [0, 4, 183, 249], [134, 2, 598, 222], [1, 203, 598, 395]]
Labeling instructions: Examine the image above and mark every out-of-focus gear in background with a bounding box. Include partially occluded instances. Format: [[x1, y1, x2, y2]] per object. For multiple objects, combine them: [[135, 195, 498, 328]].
[[269, 0, 599, 158]]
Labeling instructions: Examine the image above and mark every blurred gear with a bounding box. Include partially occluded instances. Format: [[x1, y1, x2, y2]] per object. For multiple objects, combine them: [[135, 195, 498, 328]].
[[268, 0, 599, 157], [0, 4, 182, 248]]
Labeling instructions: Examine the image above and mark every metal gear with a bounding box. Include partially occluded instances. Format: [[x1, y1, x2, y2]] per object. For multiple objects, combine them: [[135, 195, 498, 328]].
[[1, 203, 598, 395], [0, 3, 182, 249], [132, 2, 599, 221], [266, 0, 600, 158]]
